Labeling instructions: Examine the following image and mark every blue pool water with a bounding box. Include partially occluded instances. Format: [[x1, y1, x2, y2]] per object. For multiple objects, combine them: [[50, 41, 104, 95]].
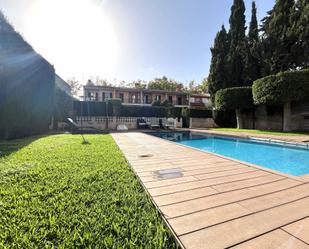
[[151, 132, 309, 176]]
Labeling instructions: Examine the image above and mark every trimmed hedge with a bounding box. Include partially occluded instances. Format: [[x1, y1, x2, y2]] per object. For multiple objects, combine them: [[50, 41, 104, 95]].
[[190, 109, 213, 118], [120, 105, 167, 117], [0, 13, 55, 140], [253, 69, 309, 105], [73, 101, 113, 116], [213, 110, 237, 128], [215, 87, 253, 110]]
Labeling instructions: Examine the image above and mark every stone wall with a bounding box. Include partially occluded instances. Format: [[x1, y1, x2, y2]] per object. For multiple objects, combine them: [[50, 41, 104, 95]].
[[73, 116, 182, 130], [190, 118, 218, 129]]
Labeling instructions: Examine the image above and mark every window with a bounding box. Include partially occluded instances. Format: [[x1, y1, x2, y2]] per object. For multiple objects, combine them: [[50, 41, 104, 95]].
[[102, 92, 105, 101], [168, 96, 173, 103], [177, 96, 182, 105], [144, 95, 149, 104], [110, 92, 113, 98], [119, 93, 124, 102], [95, 92, 98, 101], [156, 95, 161, 101]]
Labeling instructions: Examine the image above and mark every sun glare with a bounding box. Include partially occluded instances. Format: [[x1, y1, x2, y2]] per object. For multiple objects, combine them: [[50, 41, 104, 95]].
[[24, 0, 119, 80]]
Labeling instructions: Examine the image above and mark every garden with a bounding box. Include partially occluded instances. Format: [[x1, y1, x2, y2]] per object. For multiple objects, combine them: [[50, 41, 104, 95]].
[[0, 134, 177, 248]]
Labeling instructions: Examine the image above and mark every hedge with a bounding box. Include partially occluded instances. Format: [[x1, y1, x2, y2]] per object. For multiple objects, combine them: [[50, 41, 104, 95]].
[[215, 87, 253, 110], [253, 69, 309, 105], [120, 105, 167, 117], [73, 101, 113, 116], [190, 109, 213, 118], [0, 13, 55, 140]]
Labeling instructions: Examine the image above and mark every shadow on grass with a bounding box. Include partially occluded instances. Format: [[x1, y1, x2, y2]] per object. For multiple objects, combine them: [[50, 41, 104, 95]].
[[0, 135, 49, 157]]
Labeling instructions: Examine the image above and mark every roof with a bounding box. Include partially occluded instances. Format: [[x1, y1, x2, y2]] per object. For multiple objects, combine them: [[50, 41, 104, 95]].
[[83, 85, 189, 95]]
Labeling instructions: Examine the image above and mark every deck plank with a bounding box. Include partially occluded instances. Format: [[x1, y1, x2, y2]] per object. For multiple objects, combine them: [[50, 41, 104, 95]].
[[112, 132, 309, 249]]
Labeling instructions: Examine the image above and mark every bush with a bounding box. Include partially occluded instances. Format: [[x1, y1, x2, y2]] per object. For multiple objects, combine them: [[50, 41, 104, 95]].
[[213, 110, 237, 128], [151, 100, 161, 106], [120, 105, 167, 117], [215, 87, 253, 110], [73, 101, 113, 116], [53, 89, 74, 124], [190, 109, 213, 118], [253, 69, 309, 105]]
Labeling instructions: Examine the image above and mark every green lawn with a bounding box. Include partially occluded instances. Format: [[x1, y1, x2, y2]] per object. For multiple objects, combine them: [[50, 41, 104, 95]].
[[0, 134, 177, 248], [209, 128, 309, 136]]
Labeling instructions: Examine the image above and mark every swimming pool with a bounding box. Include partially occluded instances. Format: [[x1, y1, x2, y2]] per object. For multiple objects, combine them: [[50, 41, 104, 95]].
[[150, 131, 309, 176]]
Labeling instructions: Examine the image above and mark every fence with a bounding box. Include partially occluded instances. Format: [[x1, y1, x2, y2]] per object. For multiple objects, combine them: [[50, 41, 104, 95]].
[[75, 116, 183, 130]]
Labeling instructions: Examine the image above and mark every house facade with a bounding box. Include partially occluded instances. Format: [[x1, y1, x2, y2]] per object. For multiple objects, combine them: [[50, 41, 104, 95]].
[[83, 84, 211, 108]]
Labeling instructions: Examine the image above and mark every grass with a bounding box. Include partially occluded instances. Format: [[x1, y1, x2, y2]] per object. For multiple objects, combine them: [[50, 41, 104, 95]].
[[0, 134, 177, 248], [209, 128, 309, 136]]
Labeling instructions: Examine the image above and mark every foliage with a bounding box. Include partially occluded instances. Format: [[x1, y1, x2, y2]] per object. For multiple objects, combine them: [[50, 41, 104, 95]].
[[128, 79, 147, 89], [151, 100, 162, 107], [215, 87, 253, 110], [289, 0, 309, 68], [190, 109, 213, 118], [0, 135, 177, 248], [227, 0, 248, 87], [208, 25, 230, 101], [252, 69, 309, 105], [0, 11, 55, 140], [120, 105, 167, 117], [213, 110, 237, 128], [187, 79, 208, 94], [73, 101, 113, 116], [106, 98, 122, 116], [246, 1, 261, 84], [53, 88, 74, 124], [260, 0, 295, 74], [148, 76, 183, 91], [67, 78, 81, 97], [161, 99, 173, 108]]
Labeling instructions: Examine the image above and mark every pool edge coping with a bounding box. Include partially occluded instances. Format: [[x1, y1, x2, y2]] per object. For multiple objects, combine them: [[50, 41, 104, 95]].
[[142, 131, 308, 183]]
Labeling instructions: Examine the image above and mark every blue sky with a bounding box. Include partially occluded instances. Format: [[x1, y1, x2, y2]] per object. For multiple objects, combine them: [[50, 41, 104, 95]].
[[1, 0, 274, 85]]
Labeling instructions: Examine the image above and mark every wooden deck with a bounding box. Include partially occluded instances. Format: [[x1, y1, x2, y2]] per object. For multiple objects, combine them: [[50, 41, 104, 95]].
[[112, 132, 309, 249]]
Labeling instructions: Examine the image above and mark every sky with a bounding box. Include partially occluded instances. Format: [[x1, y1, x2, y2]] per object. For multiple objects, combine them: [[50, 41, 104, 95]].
[[1, 0, 274, 86]]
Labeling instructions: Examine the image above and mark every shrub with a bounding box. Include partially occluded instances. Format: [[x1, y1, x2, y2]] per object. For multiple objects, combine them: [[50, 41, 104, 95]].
[[73, 101, 113, 116], [120, 105, 167, 117], [151, 100, 161, 106], [215, 87, 253, 110], [190, 109, 213, 118], [253, 69, 309, 105], [213, 110, 237, 128]]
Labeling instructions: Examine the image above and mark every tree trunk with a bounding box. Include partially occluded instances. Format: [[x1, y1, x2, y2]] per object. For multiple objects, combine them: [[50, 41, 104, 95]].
[[283, 101, 291, 131], [235, 109, 244, 129]]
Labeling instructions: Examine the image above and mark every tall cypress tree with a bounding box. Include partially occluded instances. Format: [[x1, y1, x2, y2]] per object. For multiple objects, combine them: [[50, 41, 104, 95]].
[[246, 1, 261, 84], [208, 25, 229, 101], [289, 0, 309, 69], [260, 0, 295, 74], [227, 0, 247, 87]]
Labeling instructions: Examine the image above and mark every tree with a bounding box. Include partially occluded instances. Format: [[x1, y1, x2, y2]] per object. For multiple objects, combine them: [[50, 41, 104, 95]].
[[260, 0, 295, 74], [95, 77, 111, 87], [128, 79, 147, 89], [208, 25, 230, 101], [147, 76, 183, 91], [215, 87, 253, 129], [67, 78, 81, 97], [289, 0, 309, 69], [227, 0, 247, 87], [246, 1, 261, 85], [253, 69, 309, 131]]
